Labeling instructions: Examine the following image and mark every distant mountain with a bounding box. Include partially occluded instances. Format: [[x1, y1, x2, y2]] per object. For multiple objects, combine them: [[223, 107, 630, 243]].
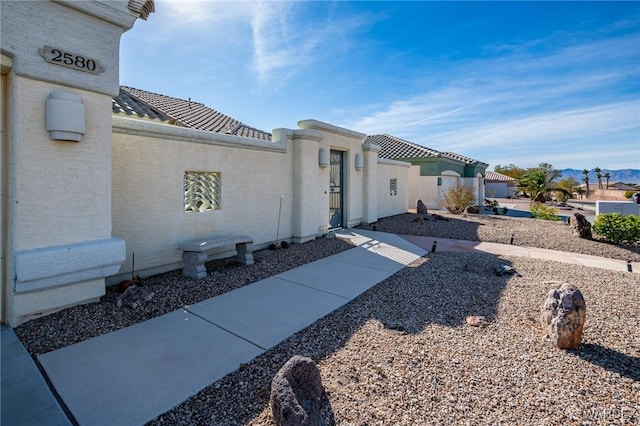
[[560, 168, 640, 185]]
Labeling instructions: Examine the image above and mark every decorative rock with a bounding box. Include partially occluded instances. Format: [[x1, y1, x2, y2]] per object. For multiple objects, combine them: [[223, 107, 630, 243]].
[[416, 199, 429, 215], [466, 315, 489, 327], [494, 264, 520, 277], [569, 212, 592, 239], [117, 284, 154, 309], [271, 355, 323, 426], [541, 283, 586, 349]]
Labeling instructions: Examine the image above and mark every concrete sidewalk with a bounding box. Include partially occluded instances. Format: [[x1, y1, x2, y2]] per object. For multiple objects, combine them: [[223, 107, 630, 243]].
[[2, 229, 637, 426], [401, 235, 639, 273]]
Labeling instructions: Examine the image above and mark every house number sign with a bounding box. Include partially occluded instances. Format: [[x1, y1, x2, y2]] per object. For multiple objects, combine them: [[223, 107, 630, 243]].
[[38, 46, 104, 75]]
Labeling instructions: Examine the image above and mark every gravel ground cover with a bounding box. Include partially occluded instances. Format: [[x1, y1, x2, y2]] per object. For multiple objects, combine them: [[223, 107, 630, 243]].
[[15, 238, 353, 356], [15, 211, 640, 425], [153, 253, 639, 425], [358, 212, 640, 262]]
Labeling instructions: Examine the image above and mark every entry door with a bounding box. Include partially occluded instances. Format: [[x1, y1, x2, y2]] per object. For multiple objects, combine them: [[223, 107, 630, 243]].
[[329, 150, 344, 229]]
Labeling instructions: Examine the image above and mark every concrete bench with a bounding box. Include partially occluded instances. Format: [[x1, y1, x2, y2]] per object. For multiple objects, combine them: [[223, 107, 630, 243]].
[[178, 234, 254, 279]]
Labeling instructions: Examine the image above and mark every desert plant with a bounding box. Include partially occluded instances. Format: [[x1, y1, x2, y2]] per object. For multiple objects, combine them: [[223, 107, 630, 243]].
[[624, 190, 636, 199], [530, 203, 561, 221], [595, 166, 602, 189], [518, 167, 569, 202], [439, 184, 476, 214], [593, 213, 640, 245], [484, 199, 508, 215], [582, 169, 590, 197]]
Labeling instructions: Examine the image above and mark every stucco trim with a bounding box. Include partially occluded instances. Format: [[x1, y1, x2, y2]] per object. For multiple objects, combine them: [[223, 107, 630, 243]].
[[112, 116, 287, 152], [53, 1, 138, 29], [272, 128, 323, 143], [15, 238, 126, 293], [297, 119, 367, 140], [378, 158, 412, 168]]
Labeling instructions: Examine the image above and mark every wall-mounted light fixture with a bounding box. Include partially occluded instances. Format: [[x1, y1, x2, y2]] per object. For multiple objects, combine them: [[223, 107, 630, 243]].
[[355, 153, 364, 171], [318, 147, 329, 168], [437, 177, 442, 186], [45, 91, 86, 142]]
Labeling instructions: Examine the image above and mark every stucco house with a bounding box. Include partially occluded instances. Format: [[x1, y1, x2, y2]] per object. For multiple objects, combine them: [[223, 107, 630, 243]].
[[0, 0, 414, 325], [366, 134, 488, 210], [1, 1, 487, 326], [485, 171, 518, 199]]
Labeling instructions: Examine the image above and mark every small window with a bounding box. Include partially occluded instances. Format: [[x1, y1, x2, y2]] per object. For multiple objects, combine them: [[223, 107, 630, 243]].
[[184, 171, 221, 212], [390, 178, 398, 196]]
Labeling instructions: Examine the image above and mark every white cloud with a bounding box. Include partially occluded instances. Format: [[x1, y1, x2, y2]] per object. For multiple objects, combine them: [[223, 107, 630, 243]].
[[249, 2, 374, 90]]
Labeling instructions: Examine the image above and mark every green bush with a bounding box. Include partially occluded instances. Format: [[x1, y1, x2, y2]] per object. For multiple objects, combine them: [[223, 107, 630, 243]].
[[530, 203, 561, 221], [593, 213, 640, 245], [624, 190, 636, 199], [439, 185, 476, 214]]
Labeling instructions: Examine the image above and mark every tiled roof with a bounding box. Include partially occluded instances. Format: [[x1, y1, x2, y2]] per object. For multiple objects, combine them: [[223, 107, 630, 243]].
[[366, 134, 441, 159], [485, 171, 517, 182], [112, 89, 173, 122], [365, 134, 486, 165], [112, 86, 272, 141]]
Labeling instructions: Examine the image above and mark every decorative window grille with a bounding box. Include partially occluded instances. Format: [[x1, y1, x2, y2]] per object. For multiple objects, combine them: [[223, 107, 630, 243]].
[[184, 171, 221, 212], [390, 178, 398, 196]]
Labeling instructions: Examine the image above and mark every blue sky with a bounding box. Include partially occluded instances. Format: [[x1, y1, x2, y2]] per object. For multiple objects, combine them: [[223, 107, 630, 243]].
[[120, 1, 640, 170]]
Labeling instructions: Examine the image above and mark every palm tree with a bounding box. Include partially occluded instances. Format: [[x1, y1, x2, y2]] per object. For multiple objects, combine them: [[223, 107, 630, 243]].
[[595, 167, 602, 189], [582, 169, 590, 197], [519, 168, 569, 202], [604, 172, 611, 189], [575, 186, 586, 200]]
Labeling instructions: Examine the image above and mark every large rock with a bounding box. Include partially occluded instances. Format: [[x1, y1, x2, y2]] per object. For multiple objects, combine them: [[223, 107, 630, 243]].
[[271, 355, 323, 426], [416, 199, 429, 215], [117, 284, 154, 309], [541, 283, 586, 349], [570, 212, 592, 239]]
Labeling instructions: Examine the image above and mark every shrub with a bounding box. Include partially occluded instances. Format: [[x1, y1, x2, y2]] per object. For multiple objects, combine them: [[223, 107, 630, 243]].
[[624, 190, 636, 199], [484, 199, 508, 215], [530, 203, 561, 221], [593, 213, 640, 245], [439, 185, 476, 214]]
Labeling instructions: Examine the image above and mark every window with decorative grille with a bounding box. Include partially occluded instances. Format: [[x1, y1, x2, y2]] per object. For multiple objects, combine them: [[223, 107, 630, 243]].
[[390, 178, 398, 196], [184, 171, 221, 212]]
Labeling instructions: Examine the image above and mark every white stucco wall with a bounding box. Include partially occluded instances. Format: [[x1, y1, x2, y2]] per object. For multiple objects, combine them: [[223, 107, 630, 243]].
[[11, 79, 113, 250], [298, 120, 368, 229], [486, 182, 508, 198], [1, 1, 138, 325], [111, 117, 293, 281], [408, 166, 438, 210], [377, 159, 411, 218], [110, 118, 414, 282], [596, 201, 640, 216]]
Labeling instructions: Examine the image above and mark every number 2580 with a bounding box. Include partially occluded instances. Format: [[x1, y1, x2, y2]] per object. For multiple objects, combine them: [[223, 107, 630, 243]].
[[50, 48, 97, 72]]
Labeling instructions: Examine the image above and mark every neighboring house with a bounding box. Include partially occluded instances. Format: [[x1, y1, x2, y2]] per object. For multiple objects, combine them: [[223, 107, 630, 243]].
[[606, 182, 639, 191], [0, 0, 411, 325], [485, 171, 518, 199], [366, 134, 488, 210]]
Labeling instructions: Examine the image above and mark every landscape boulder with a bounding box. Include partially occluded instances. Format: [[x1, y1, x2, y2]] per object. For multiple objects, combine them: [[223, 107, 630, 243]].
[[271, 355, 323, 426], [541, 283, 586, 350], [569, 212, 592, 239], [465, 315, 489, 327], [416, 199, 429, 215], [116, 284, 154, 309]]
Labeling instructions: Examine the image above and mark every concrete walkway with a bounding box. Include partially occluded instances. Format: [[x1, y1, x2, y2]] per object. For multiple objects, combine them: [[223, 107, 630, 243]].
[[2, 229, 638, 426]]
